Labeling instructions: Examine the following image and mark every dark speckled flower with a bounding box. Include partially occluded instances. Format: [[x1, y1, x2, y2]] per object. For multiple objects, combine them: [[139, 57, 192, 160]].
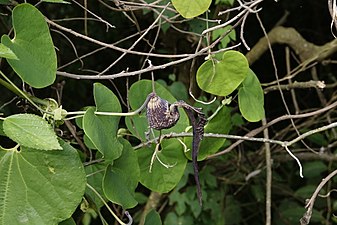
[[146, 92, 180, 130], [145, 92, 207, 206]]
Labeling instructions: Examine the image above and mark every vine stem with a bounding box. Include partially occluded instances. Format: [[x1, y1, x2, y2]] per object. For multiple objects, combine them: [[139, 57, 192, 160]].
[[0, 70, 46, 113], [86, 183, 132, 225], [300, 169, 337, 225]]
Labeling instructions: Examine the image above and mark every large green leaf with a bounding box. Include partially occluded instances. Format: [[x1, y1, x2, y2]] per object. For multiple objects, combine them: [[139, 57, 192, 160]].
[[3, 113, 62, 150], [197, 50, 249, 96], [1, 3, 57, 88], [185, 106, 232, 160], [83, 83, 123, 162], [103, 138, 139, 209], [172, 0, 212, 18], [238, 69, 264, 122], [0, 141, 86, 225], [125, 80, 189, 141], [137, 139, 187, 193]]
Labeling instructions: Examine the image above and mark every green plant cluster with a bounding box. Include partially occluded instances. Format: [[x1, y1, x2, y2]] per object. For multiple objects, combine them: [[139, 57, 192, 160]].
[[0, 2, 265, 224], [1, 1, 334, 225]]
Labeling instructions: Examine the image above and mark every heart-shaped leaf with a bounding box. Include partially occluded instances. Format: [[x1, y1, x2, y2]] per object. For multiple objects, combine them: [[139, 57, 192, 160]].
[[137, 139, 187, 193], [172, 0, 212, 18], [3, 113, 62, 150], [0, 140, 86, 225], [83, 83, 123, 162], [238, 69, 264, 122], [1, 3, 57, 88], [197, 50, 249, 96]]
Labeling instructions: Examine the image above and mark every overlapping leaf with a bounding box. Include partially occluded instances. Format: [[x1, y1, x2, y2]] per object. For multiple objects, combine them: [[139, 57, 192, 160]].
[[83, 83, 123, 162], [238, 69, 264, 122], [103, 139, 140, 209]]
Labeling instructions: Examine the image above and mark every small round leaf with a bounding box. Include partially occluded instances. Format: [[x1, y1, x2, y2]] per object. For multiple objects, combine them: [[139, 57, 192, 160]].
[[197, 50, 249, 96]]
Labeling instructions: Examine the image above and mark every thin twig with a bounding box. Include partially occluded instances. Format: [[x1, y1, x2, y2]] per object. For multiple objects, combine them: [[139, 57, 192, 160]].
[[263, 118, 272, 225]]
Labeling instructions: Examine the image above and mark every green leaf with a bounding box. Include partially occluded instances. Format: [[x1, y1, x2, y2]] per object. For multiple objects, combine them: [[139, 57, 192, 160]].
[[103, 167, 138, 209], [59, 218, 76, 225], [1, 3, 57, 88], [0, 43, 18, 59], [224, 196, 242, 225], [215, 0, 235, 6], [197, 50, 249, 96], [0, 120, 4, 136], [42, 0, 70, 3], [302, 161, 328, 178], [279, 200, 323, 224], [85, 163, 106, 209], [83, 83, 123, 162], [305, 132, 328, 146], [172, 0, 212, 18], [137, 139, 187, 193], [0, 0, 10, 4], [238, 69, 265, 122], [212, 26, 236, 49], [103, 139, 139, 209], [164, 212, 194, 225], [185, 106, 232, 160], [167, 81, 188, 101], [250, 184, 265, 202], [3, 113, 62, 150], [0, 140, 86, 225], [144, 209, 162, 225], [294, 185, 318, 199], [125, 80, 189, 141]]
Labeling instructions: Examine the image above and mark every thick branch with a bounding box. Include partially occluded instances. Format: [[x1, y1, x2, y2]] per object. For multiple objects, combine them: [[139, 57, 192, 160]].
[[263, 80, 326, 93], [246, 26, 337, 65]]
